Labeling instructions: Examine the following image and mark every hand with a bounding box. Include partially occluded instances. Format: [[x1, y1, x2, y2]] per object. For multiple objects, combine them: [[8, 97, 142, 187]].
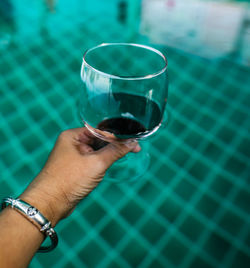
[[20, 128, 140, 226]]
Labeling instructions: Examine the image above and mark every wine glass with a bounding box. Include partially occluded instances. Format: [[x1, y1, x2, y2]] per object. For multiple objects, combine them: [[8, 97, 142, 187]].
[[79, 43, 168, 182]]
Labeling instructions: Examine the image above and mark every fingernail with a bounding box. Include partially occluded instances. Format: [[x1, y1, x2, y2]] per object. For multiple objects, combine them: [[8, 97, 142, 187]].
[[134, 144, 141, 152], [126, 141, 137, 149]]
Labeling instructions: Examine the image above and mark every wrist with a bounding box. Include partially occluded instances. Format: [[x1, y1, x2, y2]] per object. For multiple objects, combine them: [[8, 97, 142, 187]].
[[19, 191, 59, 227], [19, 173, 69, 226]]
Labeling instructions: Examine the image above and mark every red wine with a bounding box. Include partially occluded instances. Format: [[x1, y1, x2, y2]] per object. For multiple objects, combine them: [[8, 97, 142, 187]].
[[95, 93, 162, 138], [98, 117, 146, 136], [92, 118, 146, 150], [86, 93, 163, 150]]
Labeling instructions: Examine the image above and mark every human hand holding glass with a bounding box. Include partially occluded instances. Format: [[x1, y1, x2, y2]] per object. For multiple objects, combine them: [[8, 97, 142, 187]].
[[79, 43, 168, 181]]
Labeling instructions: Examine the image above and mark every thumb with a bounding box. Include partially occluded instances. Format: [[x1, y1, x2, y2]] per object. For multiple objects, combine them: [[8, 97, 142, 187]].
[[95, 141, 138, 168]]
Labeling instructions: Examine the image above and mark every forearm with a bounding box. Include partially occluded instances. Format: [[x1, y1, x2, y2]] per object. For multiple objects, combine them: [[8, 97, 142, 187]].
[[0, 177, 62, 268], [0, 207, 44, 268]]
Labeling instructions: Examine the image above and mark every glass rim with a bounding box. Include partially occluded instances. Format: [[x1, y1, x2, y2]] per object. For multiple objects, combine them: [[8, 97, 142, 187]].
[[82, 43, 168, 80]]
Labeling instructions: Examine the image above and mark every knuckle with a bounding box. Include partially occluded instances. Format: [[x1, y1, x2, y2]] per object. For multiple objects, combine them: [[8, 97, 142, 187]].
[[58, 130, 71, 140]]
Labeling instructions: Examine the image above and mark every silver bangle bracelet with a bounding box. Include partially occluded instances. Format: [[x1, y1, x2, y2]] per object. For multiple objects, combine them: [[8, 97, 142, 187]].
[[1, 197, 58, 253]]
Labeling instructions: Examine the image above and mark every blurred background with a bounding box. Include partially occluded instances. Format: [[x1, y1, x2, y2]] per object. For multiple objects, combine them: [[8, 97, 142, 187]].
[[0, 0, 249, 267]]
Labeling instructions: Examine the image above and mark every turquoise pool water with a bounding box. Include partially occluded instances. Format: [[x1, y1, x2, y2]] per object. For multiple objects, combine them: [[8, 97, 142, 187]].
[[0, 1, 250, 267]]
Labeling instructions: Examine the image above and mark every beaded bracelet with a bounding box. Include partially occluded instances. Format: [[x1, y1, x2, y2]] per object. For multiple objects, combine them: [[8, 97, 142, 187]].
[[1, 197, 58, 252]]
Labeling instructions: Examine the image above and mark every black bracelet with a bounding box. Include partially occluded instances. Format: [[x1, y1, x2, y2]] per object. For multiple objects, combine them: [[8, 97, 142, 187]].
[[1, 197, 58, 253]]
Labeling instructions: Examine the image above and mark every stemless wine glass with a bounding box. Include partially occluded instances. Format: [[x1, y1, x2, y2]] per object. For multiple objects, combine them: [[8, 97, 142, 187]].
[[79, 43, 168, 182]]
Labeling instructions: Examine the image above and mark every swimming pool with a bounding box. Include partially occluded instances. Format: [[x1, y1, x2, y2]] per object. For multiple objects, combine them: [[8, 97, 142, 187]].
[[0, 1, 250, 267]]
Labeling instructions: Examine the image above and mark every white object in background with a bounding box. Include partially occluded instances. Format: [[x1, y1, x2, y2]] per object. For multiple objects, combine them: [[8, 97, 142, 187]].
[[140, 0, 245, 59], [200, 2, 244, 58], [239, 9, 250, 67], [141, 0, 205, 53]]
